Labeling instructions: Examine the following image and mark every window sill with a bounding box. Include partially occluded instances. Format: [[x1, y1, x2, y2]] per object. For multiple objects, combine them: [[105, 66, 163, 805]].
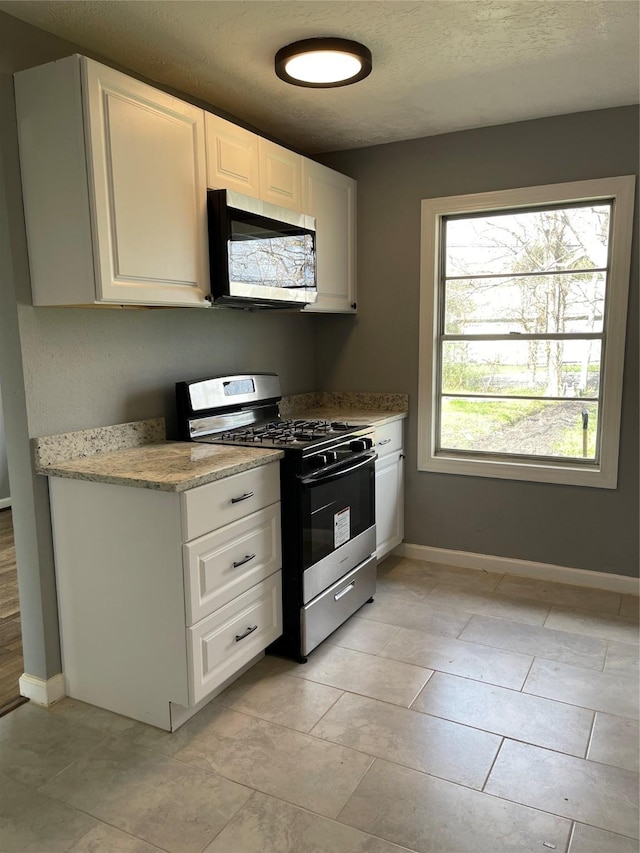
[[418, 452, 616, 488]]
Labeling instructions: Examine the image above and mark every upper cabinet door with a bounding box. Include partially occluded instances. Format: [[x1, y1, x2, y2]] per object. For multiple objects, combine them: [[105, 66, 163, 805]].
[[302, 160, 357, 313], [205, 113, 260, 196], [258, 138, 302, 211], [83, 59, 209, 306]]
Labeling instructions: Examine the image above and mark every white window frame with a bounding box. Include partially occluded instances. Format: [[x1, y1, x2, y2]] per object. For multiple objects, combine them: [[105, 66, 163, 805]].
[[418, 176, 635, 488]]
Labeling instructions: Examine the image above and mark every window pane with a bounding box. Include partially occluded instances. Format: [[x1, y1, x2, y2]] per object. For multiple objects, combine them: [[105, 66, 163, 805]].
[[445, 204, 610, 277], [444, 272, 606, 335], [441, 340, 601, 397], [440, 398, 598, 459]]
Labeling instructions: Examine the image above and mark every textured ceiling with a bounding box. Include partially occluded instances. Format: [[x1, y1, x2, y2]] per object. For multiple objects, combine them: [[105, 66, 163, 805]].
[[1, 0, 638, 153]]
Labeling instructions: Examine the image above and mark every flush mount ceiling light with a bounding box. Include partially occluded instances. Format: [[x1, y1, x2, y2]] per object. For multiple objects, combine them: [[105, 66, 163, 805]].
[[275, 38, 372, 88]]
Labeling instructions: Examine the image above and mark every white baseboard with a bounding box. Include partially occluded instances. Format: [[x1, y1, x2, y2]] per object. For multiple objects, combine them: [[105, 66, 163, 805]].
[[0, 497, 11, 510], [19, 673, 66, 707], [393, 543, 639, 596]]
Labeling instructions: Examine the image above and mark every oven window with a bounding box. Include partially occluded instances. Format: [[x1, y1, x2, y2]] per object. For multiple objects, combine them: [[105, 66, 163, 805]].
[[301, 463, 375, 570]]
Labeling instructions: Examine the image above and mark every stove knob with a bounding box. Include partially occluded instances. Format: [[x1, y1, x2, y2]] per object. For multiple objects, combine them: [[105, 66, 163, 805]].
[[325, 451, 338, 464], [349, 439, 367, 452], [308, 454, 327, 470]]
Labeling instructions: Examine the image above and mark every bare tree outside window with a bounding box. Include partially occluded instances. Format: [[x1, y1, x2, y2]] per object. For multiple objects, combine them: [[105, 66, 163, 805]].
[[438, 203, 610, 460], [229, 234, 315, 290]]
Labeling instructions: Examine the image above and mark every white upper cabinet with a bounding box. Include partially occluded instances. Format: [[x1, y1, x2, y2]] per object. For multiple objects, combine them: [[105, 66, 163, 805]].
[[15, 55, 209, 307], [258, 138, 302, 211], [302, 159, 357, 313], [205, 119, 302, 212], [205, 113, 260, 197]]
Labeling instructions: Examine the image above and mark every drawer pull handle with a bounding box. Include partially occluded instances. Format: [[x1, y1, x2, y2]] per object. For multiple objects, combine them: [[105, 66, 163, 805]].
[[378, 438, 392, 446], [235, 625, 258, 642], [334, 582, 355, 601], [231, 491, 254, 504], [233, 553, 256, 568]]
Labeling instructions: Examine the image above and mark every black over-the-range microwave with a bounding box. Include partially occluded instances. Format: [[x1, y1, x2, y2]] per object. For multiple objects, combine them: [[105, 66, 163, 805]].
[[207, 189, 317, 309]]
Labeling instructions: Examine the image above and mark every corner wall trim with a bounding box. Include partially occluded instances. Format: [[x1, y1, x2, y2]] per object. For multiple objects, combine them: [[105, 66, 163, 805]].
[[393, 543, 640, 596], [0, 497, 11, 510], [18, 672, 66, 707]]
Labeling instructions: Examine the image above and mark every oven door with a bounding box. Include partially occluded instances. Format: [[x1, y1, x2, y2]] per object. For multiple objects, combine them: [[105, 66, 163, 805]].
[[299, 453, 376, 604]]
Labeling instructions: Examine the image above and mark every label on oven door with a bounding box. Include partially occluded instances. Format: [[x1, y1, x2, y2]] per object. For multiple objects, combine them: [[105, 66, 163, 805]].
[[334, 507, 351, 548]]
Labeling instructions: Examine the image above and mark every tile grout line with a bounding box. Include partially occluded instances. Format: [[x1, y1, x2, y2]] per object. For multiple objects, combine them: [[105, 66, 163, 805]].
[[32, 731, 113, 793], [519, 654, 537, 693], [305, 686, 347, 733], [373, 624, 402, 657], [73, 816, 173, 853], [565, 821, 577, 853], [583, 709, 598, 762], [476, 783, 640, 843], [480, 736, 505, 792], [192, 789, 260, 853]]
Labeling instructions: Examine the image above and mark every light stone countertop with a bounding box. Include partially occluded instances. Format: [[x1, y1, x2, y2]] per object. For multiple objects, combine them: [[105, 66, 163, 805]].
[[279, 391, 408, 428], [32, 392, 408, 494], [35, 439, 283, 492], [289, 407, 407, 428]]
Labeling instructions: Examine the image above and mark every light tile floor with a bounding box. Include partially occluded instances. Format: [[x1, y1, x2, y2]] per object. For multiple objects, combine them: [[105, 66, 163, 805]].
[[2, 555, 638, 853]]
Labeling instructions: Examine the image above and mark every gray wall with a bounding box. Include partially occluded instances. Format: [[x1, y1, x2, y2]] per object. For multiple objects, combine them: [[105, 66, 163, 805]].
[[0, 12, 317, 680], [318, 107, 639, 577]]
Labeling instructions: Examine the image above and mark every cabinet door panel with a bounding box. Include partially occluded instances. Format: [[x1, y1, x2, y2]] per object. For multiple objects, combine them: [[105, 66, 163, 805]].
[[375, 420, 403, 459], [258, 138, 302, 210], [302, 160, 356, 313], [375, 451, 404, 560], [188, 571, 282, 704], [184, 504, 282, 625], [181, 461, 280, 542], [205, 113, 260, 196], [83, 59, 208, 305]]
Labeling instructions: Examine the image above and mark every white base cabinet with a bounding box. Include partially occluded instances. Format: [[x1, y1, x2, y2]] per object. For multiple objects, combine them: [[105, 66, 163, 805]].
[[374, 420, 405, 560], [48, 462, 282, 730]]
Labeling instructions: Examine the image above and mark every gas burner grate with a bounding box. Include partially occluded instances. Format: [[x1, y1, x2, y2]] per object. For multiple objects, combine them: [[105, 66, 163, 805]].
[[214, 416, 364, 449]]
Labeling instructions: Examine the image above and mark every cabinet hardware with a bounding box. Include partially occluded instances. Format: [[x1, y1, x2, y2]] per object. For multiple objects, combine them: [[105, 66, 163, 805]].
[[334, 581, 355, 601], [378, 438, 391, 446], [400, 453, 406, 459], [231, 491, 255, 503], [233, 553, 256, 568], [235, 625, 258, 642], [351, 302, 357, 310]]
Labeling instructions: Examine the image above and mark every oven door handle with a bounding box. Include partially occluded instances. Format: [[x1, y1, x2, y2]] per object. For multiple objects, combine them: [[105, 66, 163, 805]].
[[300, 452, 377, 486]]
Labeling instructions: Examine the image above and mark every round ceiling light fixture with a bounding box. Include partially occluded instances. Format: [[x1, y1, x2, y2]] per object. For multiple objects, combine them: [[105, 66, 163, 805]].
[[275, 38, 372, 88]]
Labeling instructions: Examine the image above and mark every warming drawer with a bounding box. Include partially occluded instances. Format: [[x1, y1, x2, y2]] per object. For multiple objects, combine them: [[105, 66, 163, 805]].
[[301, 554, 376, 656]]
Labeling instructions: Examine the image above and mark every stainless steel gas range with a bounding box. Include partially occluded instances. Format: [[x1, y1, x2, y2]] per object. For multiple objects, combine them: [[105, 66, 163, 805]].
[[176, 373, 377, 661]]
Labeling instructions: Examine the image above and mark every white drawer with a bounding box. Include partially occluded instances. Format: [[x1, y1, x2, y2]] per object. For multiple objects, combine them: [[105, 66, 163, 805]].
[[181, 461, 280, 541], [375, 420, 403, 458], [188, 571, 282, 705], [183, 503, 281, 626]]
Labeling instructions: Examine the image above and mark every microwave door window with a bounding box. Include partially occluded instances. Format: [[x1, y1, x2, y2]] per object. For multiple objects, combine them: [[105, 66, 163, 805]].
[[228, 218, 315, 291]]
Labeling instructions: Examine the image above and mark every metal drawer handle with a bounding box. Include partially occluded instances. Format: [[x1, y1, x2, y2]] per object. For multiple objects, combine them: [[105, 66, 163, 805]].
[[235, 625, 258, 642], [231, 491, 254, 504], [334, 582, 355, 601], [233, 553, 256, 568], [378, 438, 392, 446]]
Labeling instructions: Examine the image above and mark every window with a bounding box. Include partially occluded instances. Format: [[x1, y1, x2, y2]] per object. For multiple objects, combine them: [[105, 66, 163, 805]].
[[418, 177, 635, 488]]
